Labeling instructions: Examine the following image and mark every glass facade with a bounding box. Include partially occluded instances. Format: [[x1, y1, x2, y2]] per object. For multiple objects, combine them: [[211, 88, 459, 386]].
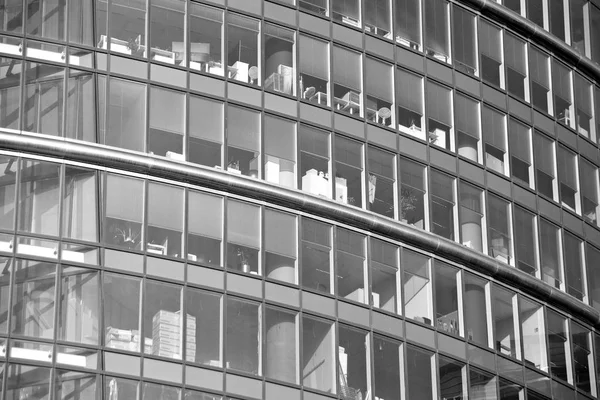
[[0, 0, 599, 399]]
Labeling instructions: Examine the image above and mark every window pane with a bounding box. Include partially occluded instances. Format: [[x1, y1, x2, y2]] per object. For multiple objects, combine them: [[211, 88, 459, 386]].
[[143, 382, 180, 400], [581, 159, 599, 225], [335, 136, 363, 207], [464, 273, 489, 347], [373, 335, 400, 399], [66, 69, 96, 142], [55, 369, 98, 399], [459, 182, 483, 252], [534, 131, 556, 200], [547, 309, 570, 383], [68, 0, 93, 45], [6, 364, 51, 399], [406, 345, 434, 400], [396, 68, 424, 139], [487, 193, 512, 264], [264, 24, 295, 96], [27, 0, 66, 41], [0, 156, 16, 231], [564, 232, 584, 301], [403, 249, 432, 324], [265, 307, 297, 384], [540, 219, 562, 288], [149, 0, 183, 66], [509, 118, 533, 187], [58, 266, 99, 345], [493, 285, 519, 359], [529, 47, 551, 113], [189, 96, 223, 168], [264, 209, 297, 284], [23, 62, 64, 137], [370, 238, 398, 313], [504, 33, 528, 101], [299, 35, 329, 106], [426, 81, 453, 151], [18, 159, 60, 236], [300, 0, 328, 15], [12, 259, 57, 339], [574, 74, 594, 141], [332, 46, 362, 116], [336, 229, 366, 302], [143, 280, 182, 359], [365, 0, 391, 37], [453, 6, 477, 75], [0, 0, 23, 33], [302, 316, 335, 393], [365, 58, 394, 127], [185, 288, 221, 367], [149, 87, 184, 158], [588, 244, 600, 310], [147, 183, 183, 258], [395, 0, 421, 48], [226, 200, 260, 275], [332, 0, 360, 25], [300, 125, 331, 197], [434, 261, 461, 336], [513, 206, 537, 275], [479, 20, 504, 88], [558, 146, 579, 212], [301, 218, 332, 293], [439, 356, 466, 399], [227, 13, 260, 85], [424, 0, 450, 62], [549, 0, 567, 41], [572, 323, 592, 393], [0, 257, 11, 334], [188, 191, 222, 266], [0, 56, 21, 131], [226, 297, 260, 375], [189, 3, 223, 75], [592, 5, 600, 64], [103, 174, 144, 250], [104, 273, 141, 352], [455, 93, 480, 163], [368, 147, 395, 218], [338, 325, 368, 397], [430, 170, 455, 240], [264, 116, 296, 188], [400, 157, 426, 228], [469, 367, 498, 399], [108, 0, 147, 57], [483, 106, 507, 175], [553, 61, 574, 129], [519, 296, 547, 371], [227, 105, 260, 177]]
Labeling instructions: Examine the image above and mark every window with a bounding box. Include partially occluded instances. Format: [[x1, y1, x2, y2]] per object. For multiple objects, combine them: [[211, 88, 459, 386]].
[[587, 244, 600, 310], [27, 0, 66, 41], [226, 200, 260, 275], [23, 62, 65, 137], [365, 0, 391, 38], [143, 383, 181, 400], [187, 191, 222, 266], [479, 20, 504, 88], [400, 157, 426, 228], [334, 136, 363, 207], [574, 74, 594, 140], [58, 267, 98, 344], [0, 56, 21, 131], [395, 0, 421, 49], [367, 147, 396, 219], [592, 5, 600, 64], [104, 273, 142, 352], [331, 0, 360, 26], [338, 325, 368, 398], [65, 69, 95, 142], [336, 229, 366, 302], [300, 0, 328, 15], [264, 115, 296, 188], [505, 33, 528, 101], [189, 96, 223, 168], [226, 105, 260, 177], [0, 0, 23, 33], [370, 238, 399, 312], [564, 232, 585, 301], [148, 87, 184, 158], [18, 160, 61, 237], [464, 273, 489, 347], [185, 288, 221, 367], [547, 310, 572, 383], [553, 60, 575, 128], [0, 156, 16, 231], [264, 209, 297, 284], [147, 183, 183, 258], [226, 297, 260, 375], [265, 307, 297, 384], [534, 131, 557, 200], [434, 261, 462, 336], [402, 249, 432, 324], [302, 316, 335, 393], [519, 297, 547, 371], [505, 0, 525, 15], [406, 345, 435, 400], [299, 125, 331, 198], [365, 58, 394, 127], [55, 370, 98, 399], [455, 93, 481, 163], [459, 182, 484, 252], [396, 69, 424, 139], [492, 285, 519, 359], [299, 35, 329, 106], [452, 6, 477, 75], [99, 77, 146, 152], [529, 47, 552, 114], [581, 159, 599, 224], [189, 3, 223, 75], [105, 0, 147, 57], [264, 24, 295, 96], [549, 0, 567, 41], [571, 323, 594, 394], [426, 81, 453, 151], [332, 46, 362, 116], [558, 146, 579, 212], [470, 367, 498, 398], [509, 118, 533, 187], [143, 279, 183, 358], [540, 219, 563, 288], [373, 336, 401, 399], [301, 218, 332, 293], [6, 364, 51, 398], [513, 206, 538, 275], [482, 105, 508, 175], [430, 169, 456, 240], [487, 193, 512, 264], [227, 14, 260, 85], [439, 356, 467, 399], [424, 0, 450, 62], [149, 0, 184, 65], [570, 0, 588, 55], [103, 174, 144, 250], [104, 377, 139, 400]]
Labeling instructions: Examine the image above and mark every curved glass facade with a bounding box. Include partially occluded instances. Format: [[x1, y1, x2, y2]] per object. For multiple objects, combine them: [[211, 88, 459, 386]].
[[0, 0, 599, 399]]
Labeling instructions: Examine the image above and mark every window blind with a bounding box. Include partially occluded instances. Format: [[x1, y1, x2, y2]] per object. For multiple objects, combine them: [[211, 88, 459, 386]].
[[227, 105, 260, 151], [552, 60, 572, 103], [504, 33, 526, 74], [366, 58, 393, 101], [106, 174, 143, 222], [424, 0, 449, 56], [452, 7, 476, 69], [534, 132, 555, 177], [333, 46, 361, 90], [265, 209, 296, 258], [454, 94, 479, 138], [148, 183, 183, 230], [479, 20, 502, 62], [529, 47, 549, 87], [509, 119, 531, 163], [482, 106, 506, 150], [395, 0, 421, 44], [188, 191, 222, 238], [426, 81, 451, 125], [396, 68, 423, 114], [227, 200, 260, 248], [558, 146, 577, 189], [265, 116, 296, 161], [574, 74, 592, 114], [299, 35, 329, 81]]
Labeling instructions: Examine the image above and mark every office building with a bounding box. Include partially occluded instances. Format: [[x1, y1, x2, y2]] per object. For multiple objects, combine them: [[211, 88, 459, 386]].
[[0, 0, 600, 398]]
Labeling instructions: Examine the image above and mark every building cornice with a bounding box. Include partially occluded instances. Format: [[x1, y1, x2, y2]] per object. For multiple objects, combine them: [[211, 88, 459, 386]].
[[2, 130, 599, 328]]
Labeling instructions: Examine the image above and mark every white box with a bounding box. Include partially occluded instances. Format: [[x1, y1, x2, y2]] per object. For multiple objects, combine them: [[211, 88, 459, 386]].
[[147, 243, 166, 255], [335, 177, 348, 204], [265, 155, 280, 184], [232, 61, 249, 83], [430, 128, 446, 149], [166, 151, 185, 161], [0, 240, 13, 252], [302, 169, 328, 197], [17, 243, 57, 258], [62, 249, 85, 263], [372, 292, 380, 308]]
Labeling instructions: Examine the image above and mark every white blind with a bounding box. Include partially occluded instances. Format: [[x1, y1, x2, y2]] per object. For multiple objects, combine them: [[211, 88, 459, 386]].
[[529, 47, 549, 87], [190, 96, 224, 143], [396, 68, 423, 114], [299, 35, 329, 81], [454, 94, 479, 138], [227, 200, 260, 248], [426, 81, 451, 125], [558, 146, 577, 189], [504, 33, 526, 73], [333, 46, 361, 90], [265, 209, 296, 258], [479, 20, 502, 62], [148, 183, 183, 230], [509, 119, 531, 163], [265, 116, 296, 161], [188, 191, 222, 238], [105, 174, 144, 222], [227, 105, 259, 151], [534, 132, 555, 177], [482, 106, 506, 150], [552, 60, 572, 102], [150, 87, 185, 134], [366, 58, 393, 101], [575, 74, 592, 114]]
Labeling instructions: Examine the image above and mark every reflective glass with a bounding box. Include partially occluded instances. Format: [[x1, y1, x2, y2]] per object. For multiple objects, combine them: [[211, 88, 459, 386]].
[[334, 136, 363, 207], [406, 345, 434, 399], [226, 14, 260, 86], [430, 169, 455, 240], [149, 87, 185, 158], [54, 369, 98, 399], [402, 249, 432, 324], [187, 191, 222, 266], [367, 147, 395, 219], [189, 96, 223, 168], [301, 218, 332, 293], [265, 307, 297, 384], [370, 238, 399, 312], [493, 285, 519, 359], [424, 0, 450, 62], [149, 0, 184, 66], [23, 62, 64, 137], [226, 200, 260, 275], [264, 116, 296, 189], [459, 182, 484, 252], [103, 174, 144, 251], [400, 157, 426, 229], [226, 297, 260, 375], [147, 183, 183, 258], [434, 261, 461, 336], [264, 24, 295, 96], [18, 160, 60, 235], [302, 315, 335, 393], [189, 3, 223, 75], [336, 228, 366, 303], [104, 273, 142, 352], [58, 266, 99, 345], [6, 364, 51, 399], [185, 288, 221, 367], [143, 280, 183, 358], [332, 46, 362, 117], [519, 296, 547, 371], [264, 209, 297, 284], [299, 35, 330, 106]]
